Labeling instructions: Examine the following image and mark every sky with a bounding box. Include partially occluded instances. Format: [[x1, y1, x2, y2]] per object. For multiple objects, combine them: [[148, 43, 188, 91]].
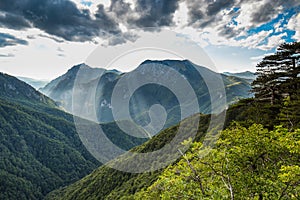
[[0, 0, 299, 80]]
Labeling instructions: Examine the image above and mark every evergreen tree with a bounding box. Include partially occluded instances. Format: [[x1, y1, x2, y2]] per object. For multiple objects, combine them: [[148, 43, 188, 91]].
[[277, 42, 300, 99], [252, 42, 300, 104], [278, 96, 300, 130]]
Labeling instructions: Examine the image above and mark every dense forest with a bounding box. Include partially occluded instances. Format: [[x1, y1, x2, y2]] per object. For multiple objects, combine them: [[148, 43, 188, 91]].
[[0, 74, 149, 199], [47, 42, 300, 200], [0, 97, 100, 199]]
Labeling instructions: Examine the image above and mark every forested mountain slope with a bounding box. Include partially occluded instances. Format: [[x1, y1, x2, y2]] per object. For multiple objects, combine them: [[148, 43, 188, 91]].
[[0, 73, 147, 199]]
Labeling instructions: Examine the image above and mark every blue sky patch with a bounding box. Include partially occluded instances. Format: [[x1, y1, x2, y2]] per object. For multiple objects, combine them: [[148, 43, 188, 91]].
[[244, 8, 299, 43], [80, 0, 92, 7]]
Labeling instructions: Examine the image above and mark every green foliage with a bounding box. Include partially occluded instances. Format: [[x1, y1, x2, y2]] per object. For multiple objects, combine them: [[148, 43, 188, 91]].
[[278, 96, 300, 130], [101, 121, 148, 151], [248, 42, 300, 130], [225, 98, 281, 129], [0, 97, 152, 200], [136, 124, 300, 199], [0, 98, 101, 199], [0, 73, 155, 199], [48, 97, 300, 200], [46, 114, 213, 200], [0, 72, 56, 107]]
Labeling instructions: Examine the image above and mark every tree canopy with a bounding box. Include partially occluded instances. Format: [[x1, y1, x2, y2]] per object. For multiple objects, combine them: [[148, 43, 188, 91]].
[[135, 124, 300, 199]]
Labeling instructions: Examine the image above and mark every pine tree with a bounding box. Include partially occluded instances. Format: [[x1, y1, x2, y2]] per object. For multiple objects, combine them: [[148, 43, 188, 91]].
[[252, 42, 300, 128], [278, 96, 300, 130], [252, 54, 283, 104], [252, 42, 300, 104], [277, 42, 300, 99]]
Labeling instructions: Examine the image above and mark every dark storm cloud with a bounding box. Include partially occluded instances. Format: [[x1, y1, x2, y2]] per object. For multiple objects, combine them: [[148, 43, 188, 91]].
[[251, 2, 276, 24], [186, 0, 236, 28], [0, 33, 28, 48], [206, 0, 235, 16], [250, 0, 300, 25], [187, 8, 204, 26], [131, 0, 180, 27], [109, 0, 132, 17], [94, 4, 121, 34], [1, 0, 298, 45], [0, 13, 31, 30], [109, 0, 180, 28], [0, 0, 121, 42]]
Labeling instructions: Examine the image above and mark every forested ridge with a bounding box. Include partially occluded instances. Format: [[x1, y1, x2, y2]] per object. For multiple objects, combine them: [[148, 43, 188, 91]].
[[0, 73, 147, 199], [0, 97, 100, 199]]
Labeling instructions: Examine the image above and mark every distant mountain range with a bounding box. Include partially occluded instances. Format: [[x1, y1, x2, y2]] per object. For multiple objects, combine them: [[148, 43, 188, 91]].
[[17, 76, 49, 90], [40, 60, 253, 132], [222, 71, 256, 83]]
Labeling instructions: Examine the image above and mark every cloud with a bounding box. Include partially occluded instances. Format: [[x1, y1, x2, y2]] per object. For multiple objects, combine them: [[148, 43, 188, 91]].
[[0, 12, 31, 30], [206, 0, 236, 16], [107, 31, 138, 46], [259, 32, 288, 50], [0, 53, 14, 57], [132, 0, 180, 27], [250, 1, 280, 25], [38, 34, 65, 43], [182, 0, 299, 50], [57, 53, 65, 57], [186, 0, 299, 30], [57, 47, 64, 52], [109, 0, 132, 17], [109, 0, 180, 28], [0, 32, 28, 48], [250, 55, 264, 61], [287, 13, 300, 40], [0, 0, 121, 42], [239, 30, 273, 49], [0, 0, 299, 49], [250, 0, 300, 25], [186, 0, 236, 28]]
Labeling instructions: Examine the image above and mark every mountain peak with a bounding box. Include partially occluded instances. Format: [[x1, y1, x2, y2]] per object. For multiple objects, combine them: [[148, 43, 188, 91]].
[[67, 63, 91, 73], [140, 59, 190, 66]]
